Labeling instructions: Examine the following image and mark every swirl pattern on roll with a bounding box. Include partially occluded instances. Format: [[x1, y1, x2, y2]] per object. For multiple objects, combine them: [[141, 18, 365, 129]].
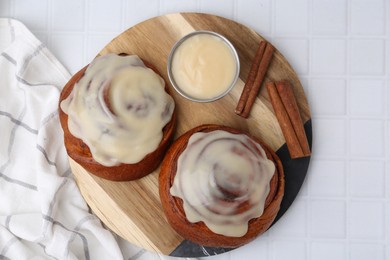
[[170, 130, 276, 237], [60, 54, 174, 166]]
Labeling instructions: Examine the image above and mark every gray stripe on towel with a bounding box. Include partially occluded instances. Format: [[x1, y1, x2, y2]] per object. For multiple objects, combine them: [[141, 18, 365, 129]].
[[18, 43, 45, 75], [41, 110, 58, 126], [128, 249, 146, 260], [42, 215, 90, 260], [37, 243, 59, 260], [36, 144, 57, 166], [5, 216, 11, 230], [0, 111, 38, 135], [42, 178, 68, 233], [0, 237, 19, 257], [0, 105, 38, 191], [15, 75, 62, 91], [0, 53, 16, 65], [42, 179, 93, 259], [0, 172, 38, 191], [8, 18, 15, 42], [65, 215, 96, 260]]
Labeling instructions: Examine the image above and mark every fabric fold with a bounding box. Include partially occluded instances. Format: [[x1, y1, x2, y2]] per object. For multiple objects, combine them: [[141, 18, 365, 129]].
[[0, 18, 142, 260]]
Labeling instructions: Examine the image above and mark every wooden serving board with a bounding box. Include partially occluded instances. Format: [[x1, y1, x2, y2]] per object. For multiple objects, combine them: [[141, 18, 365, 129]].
[[68, 13, 312, 257]]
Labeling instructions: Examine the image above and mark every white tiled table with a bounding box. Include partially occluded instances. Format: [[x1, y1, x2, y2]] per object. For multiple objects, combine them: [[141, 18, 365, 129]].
[[2, 0, 389, 259]]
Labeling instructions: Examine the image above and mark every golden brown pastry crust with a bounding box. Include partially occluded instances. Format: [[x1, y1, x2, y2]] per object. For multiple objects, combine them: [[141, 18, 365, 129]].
[[159, 124, 284, 248], [59, 56, 176, 181]]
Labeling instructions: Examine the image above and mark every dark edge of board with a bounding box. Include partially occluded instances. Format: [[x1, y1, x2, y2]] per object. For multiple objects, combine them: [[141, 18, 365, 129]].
[[169, 119, 312, 258]]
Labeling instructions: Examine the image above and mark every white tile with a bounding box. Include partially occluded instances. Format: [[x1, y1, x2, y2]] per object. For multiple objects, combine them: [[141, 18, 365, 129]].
[[230, 238, 267, 260], [350, 79, 385, 116], [387, 1, 390, 36], [51, 0, 84, 31], [299, 77, 310, 98], [308, 160, 346, 197], [387, 41, 390, 77], [386, 202, 390, 239], [310, 242, 346, 260], [269, 200, 306, 237], [351, 0, 385, 35], [312, 0, 347, 34], [274, 0, 308, 35], [350, 161, 385, 197], [387, 246, 390, 260], [14, 0, 48, 31], [388, 80, 390, 116], [0, 0, 12, 17], [298, 170, 309, 196], [388, 121, 390, 162], [88, 0, 122, 32], [387, 163, 390, 199], [350, 39, 385, 75], [350, 244, 385, 260], [124, 0, 159, 27], [273, 38, 309, 74], [86, 34, 117, 63], [311, 39, 346, 75], [312, 119, 346, 157], [349, 201, 385, 239], [161, 0, 198, 14], [350, 120, 384, 157], [199, 0, 234, 19], [309, 78, 346, 115], [310, 200, 345, 238], [236, 0, 271, 35], [50, 34, 84, 74], [271, 240, 306, 260]]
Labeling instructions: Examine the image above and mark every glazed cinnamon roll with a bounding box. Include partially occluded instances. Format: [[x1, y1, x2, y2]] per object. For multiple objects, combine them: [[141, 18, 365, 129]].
[[59, 54, 176, 181], [159, 124, 284, 247]]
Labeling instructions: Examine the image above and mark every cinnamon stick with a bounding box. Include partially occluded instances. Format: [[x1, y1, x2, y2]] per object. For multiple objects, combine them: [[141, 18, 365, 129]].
[[235, 41, 266, 115], [276, 81, 311, 157], [235, 41, 275, 118], [266, 82, 304, 159]]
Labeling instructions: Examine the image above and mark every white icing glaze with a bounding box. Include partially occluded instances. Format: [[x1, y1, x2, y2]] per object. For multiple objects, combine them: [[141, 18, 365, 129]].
[[171, 33, 237, 99], [170, 130, 275, 237], [60, 54, 174, 166]]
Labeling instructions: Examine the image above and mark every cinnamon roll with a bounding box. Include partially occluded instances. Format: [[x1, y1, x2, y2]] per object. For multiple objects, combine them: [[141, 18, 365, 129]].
[[59, 54, 176, 181], [159, 124, 284, 247]]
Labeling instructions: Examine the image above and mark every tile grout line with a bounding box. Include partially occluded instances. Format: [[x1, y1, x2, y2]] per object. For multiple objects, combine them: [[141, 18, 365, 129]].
[[46, 0, 52, 52], [158, 0, 162, 16], [269, 1, 276, 258], [10, 0, 15, 18], [83, 0, 89, 65], [384, 0, 390, 247], [232, 0, 238, 21], [307, 196, 389, 202], [31, 31, 388, 41], [306, 0, 313, 258], [310, 155, 388, 162], [270, 34, 388, 40], [120, 0, 126, 32], [384, 0, 390, 164], [345, 1, 352, 256]]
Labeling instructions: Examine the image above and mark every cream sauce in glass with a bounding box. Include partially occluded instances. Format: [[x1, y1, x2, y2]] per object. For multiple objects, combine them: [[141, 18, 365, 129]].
[[170, 32, 239, 101]]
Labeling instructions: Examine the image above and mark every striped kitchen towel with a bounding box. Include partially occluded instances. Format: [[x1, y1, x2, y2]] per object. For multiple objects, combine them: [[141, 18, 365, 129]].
[[0, 18, 144, 260]]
